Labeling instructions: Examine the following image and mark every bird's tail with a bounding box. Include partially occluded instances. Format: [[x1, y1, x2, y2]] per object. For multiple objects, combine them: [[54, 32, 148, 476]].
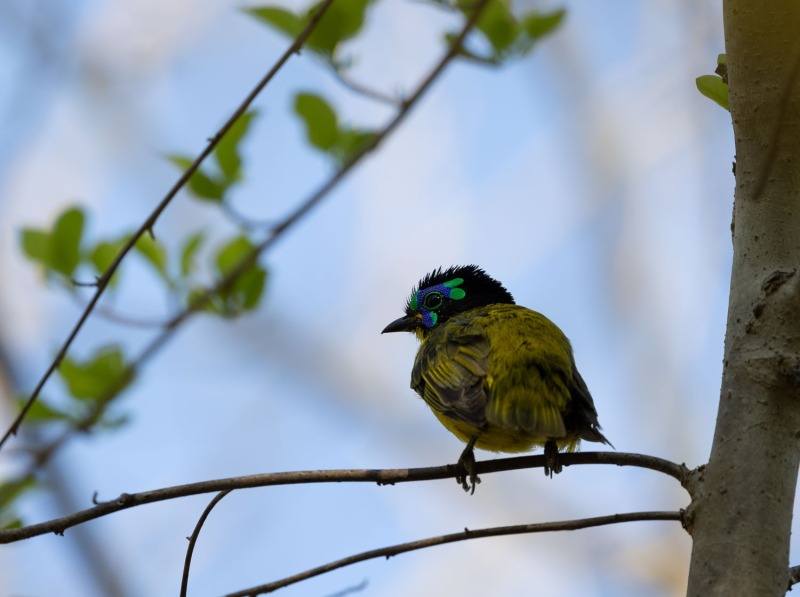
[[581, 424, 614, 449]]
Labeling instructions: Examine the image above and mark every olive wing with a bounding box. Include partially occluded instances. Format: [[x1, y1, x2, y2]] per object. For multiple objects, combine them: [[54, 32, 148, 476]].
[[480, 308, 573, 440], [411, 327, 491, 430]]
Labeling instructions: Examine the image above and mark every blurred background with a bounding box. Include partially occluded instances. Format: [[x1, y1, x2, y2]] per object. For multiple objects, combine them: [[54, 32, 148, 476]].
[[0, 0, 743, 595]]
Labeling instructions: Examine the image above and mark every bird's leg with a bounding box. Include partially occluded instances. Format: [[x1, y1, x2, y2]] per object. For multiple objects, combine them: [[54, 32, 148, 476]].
[[544, 440, 562, 477], [456, 437, 480, 494]]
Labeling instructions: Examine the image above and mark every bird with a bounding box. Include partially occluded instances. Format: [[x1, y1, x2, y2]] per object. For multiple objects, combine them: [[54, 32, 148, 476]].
[[382, 265, 611, 492]]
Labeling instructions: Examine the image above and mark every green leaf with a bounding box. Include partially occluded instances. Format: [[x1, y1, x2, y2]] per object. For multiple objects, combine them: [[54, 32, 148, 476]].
[[304, 0, 372, 56], [335, 129, 378, 165], [91, 240, 121, 274], [0, 476, 35, 529], [50, 207, 85, 277], [19, 206, 86, 278], [450, 4, 564, 63], [714, 54, 728, 83], [15, 395, 74, 423], [476, 0, 520, 53], [59, 346, 133, 402], [180, 231, 205, 277], [232, 267, 267, 310], [696, 75, 729, 111], [134, 233, 169, 279], [522, 8, 566, 40], [294, 93, 339, 151], [443, 32, 498, 65], [167, 155, 226, 202], [20, 229, 51, 264], [216, 111, 258, 182], [246, 6, 303, 38], [187, 287, 219, 314], [0, 477, 36, 510], [215, 235, 255, 276], [248, 1, 373, 57], [90, 238, 126, 287], [214, 236, 267, 314], [2, 517, 23, 530]]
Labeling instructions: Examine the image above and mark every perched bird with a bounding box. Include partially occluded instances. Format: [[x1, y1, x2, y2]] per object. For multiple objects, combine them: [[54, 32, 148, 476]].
[[382, 265, 611, 492]]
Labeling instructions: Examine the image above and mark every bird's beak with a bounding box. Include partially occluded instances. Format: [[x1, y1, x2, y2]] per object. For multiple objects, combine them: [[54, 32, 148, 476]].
[[381, 314, 421, 334]]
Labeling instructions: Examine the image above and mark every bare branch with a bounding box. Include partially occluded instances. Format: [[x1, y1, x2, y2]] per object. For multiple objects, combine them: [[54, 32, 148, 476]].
[[0, 451, 690, 544], [220, 200, 279, 231], [330, 65, 403, 106], [225, 511, 684, 596], [90, 306, 170, 329], [7, 0, 497, 477], [181, 490, 231, 597], [788, 565, 800, 591], [323, 580, 368, 597], [0, 0, 338, 451]]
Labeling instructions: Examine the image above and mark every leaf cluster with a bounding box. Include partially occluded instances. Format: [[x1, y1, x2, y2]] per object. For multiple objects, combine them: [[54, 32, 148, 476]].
[[5, 0, 565, 533], [463, 2, 565, 64]]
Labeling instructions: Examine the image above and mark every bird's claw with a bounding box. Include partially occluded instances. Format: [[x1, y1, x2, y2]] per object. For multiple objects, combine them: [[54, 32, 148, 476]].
[[456, 440, 480, 494], [544, 440, 562, 477]]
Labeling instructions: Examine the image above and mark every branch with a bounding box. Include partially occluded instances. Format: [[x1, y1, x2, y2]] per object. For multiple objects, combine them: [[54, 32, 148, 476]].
[[0, 451, 690, 544], [225, 510, 684, 596], [789, 564, 800, 591], [324, 580, 368, 597], [0, 0, 339, 452], [6, 0, 496, 477], [181, 490, 231, 597], [330, 65, 403, 106]]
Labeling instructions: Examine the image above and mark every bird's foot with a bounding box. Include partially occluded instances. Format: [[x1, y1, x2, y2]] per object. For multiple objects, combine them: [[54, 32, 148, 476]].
[[456, 439, 480, 494], [544, 440, 562, 478]]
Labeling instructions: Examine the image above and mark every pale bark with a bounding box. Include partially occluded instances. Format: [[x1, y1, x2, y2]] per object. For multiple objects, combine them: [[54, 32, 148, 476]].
[[686, 1, 800, 595]]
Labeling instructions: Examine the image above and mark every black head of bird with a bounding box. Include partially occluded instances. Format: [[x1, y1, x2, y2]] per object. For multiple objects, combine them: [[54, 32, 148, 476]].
[[382, 265, 611, 492], [382, 265, 515, 340]]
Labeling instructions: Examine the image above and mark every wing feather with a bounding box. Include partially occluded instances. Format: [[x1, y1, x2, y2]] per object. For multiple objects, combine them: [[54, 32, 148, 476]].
[[410, 305, 600, 448], [412, 329, 490, 428]]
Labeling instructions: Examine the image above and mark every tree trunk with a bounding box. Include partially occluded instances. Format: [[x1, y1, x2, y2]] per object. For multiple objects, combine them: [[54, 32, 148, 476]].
[[686, 2, 800, 595]]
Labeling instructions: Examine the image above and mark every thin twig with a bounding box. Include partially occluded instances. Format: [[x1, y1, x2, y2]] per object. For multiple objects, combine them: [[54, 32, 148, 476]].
[[66, 289, 170, 328], [225, 511, 684, 596], [181, 490, 231, 597], [8, 0, 496, 478], [221, 200, 279, 231], [330, 66, 402, 106], [159, 0, 499, 321], [323, 580, 368, 597], [0, 0, 338, 452], [91, 306, 170, 329], [0, 451, 690, 544]]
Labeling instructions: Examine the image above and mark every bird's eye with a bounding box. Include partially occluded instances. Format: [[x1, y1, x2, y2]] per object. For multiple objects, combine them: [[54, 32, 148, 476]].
[[423, 291, 444, 311]]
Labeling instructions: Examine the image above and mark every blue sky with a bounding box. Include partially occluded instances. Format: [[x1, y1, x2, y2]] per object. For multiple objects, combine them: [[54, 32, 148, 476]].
[[0, 1, 749, 595]]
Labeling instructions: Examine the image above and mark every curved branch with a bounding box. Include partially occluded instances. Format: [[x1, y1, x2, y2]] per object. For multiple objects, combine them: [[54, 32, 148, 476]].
[[0, 451, 690, 544], [330, 65, 403, 106], [10, 0, 497, 480], [181, 490, 231, 597], [225, 510, 684, 596], [0, 0, 339, 452]]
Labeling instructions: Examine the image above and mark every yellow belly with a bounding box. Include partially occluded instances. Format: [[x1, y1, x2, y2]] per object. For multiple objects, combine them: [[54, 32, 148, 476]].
[[431, 410, 581, 454]]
